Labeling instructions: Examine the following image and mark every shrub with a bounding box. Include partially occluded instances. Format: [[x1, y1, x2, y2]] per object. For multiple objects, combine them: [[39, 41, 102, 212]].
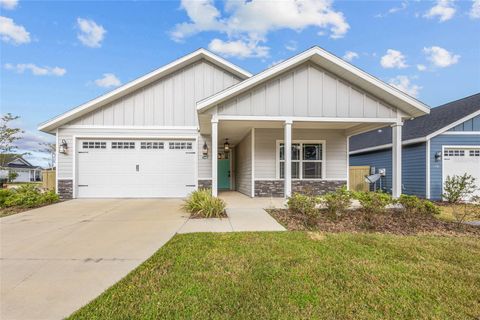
[[320, 186, 353, 218], [354, 191, 392, 215], [443, 174, 478, 203], [1, 185, 59, 209], [398, 194, 440, 215], [183, 189, 226, 218], [451, 196, 480, 224], [418, 200, 441, 215], [287, 193, 320, 226]]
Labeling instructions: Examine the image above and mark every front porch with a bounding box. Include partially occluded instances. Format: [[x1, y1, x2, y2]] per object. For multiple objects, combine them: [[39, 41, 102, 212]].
[[204, 118, 403, 199]]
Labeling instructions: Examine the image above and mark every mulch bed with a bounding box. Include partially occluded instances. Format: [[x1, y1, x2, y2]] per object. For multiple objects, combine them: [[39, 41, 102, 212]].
[[267, 209, 480, 237]]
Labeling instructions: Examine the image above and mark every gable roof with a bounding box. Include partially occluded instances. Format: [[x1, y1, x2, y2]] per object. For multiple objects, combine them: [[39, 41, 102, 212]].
[[197, 46, 430, 118], [38, 49, 252, 133], [350, 93, 480, 153], [0, 154, 35, 168]]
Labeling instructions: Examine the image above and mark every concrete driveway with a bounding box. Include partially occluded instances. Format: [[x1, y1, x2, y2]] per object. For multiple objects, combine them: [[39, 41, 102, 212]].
[[0, 199, 188, 320]]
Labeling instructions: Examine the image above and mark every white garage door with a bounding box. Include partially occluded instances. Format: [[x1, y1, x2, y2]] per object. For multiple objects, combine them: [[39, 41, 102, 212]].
[[443, 147, 480, 198], [77, 139, 196, 198]]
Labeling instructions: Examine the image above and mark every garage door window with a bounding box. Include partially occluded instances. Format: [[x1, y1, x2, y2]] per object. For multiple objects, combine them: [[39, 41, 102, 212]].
[[82, 141, 106, 149], [444, 149, 465, 157], [112, 142, 135, 149], [169, 142, 192, 150], [469, 150, 480, 157], [141, 142, 164, 149]]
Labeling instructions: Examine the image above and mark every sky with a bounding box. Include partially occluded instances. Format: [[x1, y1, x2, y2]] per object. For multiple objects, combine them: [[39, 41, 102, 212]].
[[1, 0, 479, 167]]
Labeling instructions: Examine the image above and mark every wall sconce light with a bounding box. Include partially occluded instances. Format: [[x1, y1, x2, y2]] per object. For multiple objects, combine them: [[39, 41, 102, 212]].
[[202, 141, 209, 159], [59, 139, 68, 154], [224, 138, 230, 152], [435, 151, 442, 162]]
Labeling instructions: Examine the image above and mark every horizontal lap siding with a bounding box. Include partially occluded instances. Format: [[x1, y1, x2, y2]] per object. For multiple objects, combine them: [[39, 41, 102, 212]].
[[429, 134, 480, 200], [349, 143, 426, 197], [218, 62, 396, 119], [448, 115, 480, 131], [254, 129, 347, 180], [235, 131, 252, 196]]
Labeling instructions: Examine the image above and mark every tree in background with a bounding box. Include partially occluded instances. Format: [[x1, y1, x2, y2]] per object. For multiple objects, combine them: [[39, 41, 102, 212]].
[[0, 113, 24, 167], [38, 142, 56, 169]]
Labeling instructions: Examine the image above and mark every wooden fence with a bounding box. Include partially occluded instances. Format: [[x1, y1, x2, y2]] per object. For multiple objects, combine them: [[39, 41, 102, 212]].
[[349, 166, 370, 192], [42, 170, 56, 191]]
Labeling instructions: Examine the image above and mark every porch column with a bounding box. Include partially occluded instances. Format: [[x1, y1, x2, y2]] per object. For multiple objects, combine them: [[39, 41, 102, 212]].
[[284, 120, 292, 198], [392, 122, 403, 198], [211, 118, 218, 197]]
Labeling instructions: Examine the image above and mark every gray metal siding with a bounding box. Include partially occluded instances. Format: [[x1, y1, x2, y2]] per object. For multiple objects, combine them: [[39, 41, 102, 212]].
[[349, 142, 426, 197], [69, 60, 241, 127], [217, 62, 397, 119], [429, 134, 480, 200], [448, 114, 480, 131], [235, 131, 252, 196]]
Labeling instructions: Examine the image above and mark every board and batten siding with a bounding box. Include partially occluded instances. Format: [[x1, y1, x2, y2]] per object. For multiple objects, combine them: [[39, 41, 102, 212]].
[[448, 114, 480, 131], [429, 134, 480, 200], [217, 62, 397, 119], [198, 134, 212, 179], [235, 131, 252, 196], [56, 127, 198, 180], [255, 128, 347, 180], [69, 60, 241, 127], [349, 142, 427, 197]]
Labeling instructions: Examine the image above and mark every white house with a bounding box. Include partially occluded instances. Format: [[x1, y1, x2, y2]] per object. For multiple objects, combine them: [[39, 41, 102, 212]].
[[38, 47, 430, 199]]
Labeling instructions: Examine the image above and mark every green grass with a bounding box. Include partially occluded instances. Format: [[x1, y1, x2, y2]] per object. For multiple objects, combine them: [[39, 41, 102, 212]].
[[437, 204, 479, 222], [69, 232, 480, 320]]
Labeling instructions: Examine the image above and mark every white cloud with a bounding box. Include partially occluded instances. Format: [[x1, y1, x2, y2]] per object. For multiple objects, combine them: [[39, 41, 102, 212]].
[[0, 16, 30, 44], [4, 63, 66, 76], [470, 0, 480, 18], [171, 0, 349, 58], [388, 75, 421, 97], [424, 0, 456, 22], [375, 1, 408, 18], [285, 40, 297, 52], [94, 73, 121, 88], [343, 50, 359, 62], [416, 64, 427, 71], [0, 0, 18, 10], [423, 46, 459, 68], [76, 18, 106, 48], [380, 49, 408, 69], [208, 38, 269, 58]]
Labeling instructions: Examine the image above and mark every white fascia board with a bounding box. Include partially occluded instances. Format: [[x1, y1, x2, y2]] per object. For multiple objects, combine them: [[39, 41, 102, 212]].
[[349, 137, 426, 155], [197, 46, 430, 117], [425, 109, 480, 140], [38, 49, 251, 133]]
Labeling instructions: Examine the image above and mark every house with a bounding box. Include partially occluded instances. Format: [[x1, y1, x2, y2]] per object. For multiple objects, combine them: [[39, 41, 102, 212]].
[[0, 154, 42, 182], [350, 93, 480, 200], [38, 47, 430, 200]]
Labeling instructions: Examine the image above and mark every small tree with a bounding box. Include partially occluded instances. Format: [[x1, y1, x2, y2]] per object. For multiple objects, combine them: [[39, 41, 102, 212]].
[[38, 142, 56, 169], [442, 174, 477, 203], [0, 113, 24, 167], [451, 196, 480, 225], [8, 170, 18, 182]]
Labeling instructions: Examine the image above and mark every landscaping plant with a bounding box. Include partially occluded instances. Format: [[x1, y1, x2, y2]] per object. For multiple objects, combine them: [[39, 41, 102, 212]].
[[0, 185, 59, 209], [451, 196, 480, 225], [354, 191, 392, 215], [320, 186, 353, 219], [442, 173, 478, 203], [183, 189, 226, 218], [398, 194, 440, 215], [287, 193, 320, 226]]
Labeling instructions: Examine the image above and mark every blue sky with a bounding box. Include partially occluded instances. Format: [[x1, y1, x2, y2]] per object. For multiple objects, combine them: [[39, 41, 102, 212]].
[[1, 0, 479, 166]]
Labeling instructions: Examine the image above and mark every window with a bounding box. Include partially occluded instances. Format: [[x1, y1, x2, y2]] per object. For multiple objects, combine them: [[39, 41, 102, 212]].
[[82, 141, 106, 149], [140, 142, 164, 149], [469, 150, 480, 157], [444, 149, 465, 157], [112, 141, 135, 149], [169, 142, 193, 150], [278, 141, 324, 179]]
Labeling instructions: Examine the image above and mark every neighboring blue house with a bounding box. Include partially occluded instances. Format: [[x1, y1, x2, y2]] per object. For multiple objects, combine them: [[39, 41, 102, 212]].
[[349, 93, 480, 200]]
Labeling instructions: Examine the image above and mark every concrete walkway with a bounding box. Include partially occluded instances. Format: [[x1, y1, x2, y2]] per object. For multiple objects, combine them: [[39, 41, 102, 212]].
[[178, 192, 286, 233]]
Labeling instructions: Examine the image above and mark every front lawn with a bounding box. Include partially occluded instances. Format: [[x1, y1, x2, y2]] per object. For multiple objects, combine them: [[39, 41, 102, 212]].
[[69, 232, 480, 319]]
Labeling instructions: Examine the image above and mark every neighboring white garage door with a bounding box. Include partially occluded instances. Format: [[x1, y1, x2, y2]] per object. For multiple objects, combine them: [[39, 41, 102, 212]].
[[443, 147, 480, 198], [77, 139, 196, 198]]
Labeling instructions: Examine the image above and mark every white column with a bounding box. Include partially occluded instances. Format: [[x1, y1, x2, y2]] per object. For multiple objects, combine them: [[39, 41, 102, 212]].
[[284, 120, 292, 198], [392, 122, 403, 198], [211, 119, 218, 197]]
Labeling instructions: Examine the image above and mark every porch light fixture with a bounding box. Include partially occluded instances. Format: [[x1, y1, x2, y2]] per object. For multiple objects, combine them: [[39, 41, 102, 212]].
[[202, 141, 209, 159], [224, 138, 230, 151], [435, 151, 442, 162], [59, 139, 68, 154]]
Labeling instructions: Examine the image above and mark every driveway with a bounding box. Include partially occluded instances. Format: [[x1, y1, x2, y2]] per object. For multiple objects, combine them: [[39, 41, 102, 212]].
[[0, 199, 188, 320]]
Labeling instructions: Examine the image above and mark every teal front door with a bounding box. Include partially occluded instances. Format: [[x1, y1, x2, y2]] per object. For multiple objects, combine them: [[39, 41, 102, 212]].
[[218, 159, 230, 190]]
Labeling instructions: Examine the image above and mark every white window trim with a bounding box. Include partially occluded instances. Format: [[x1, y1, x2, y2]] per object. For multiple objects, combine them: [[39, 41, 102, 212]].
[[275, 140, 326, 180]]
